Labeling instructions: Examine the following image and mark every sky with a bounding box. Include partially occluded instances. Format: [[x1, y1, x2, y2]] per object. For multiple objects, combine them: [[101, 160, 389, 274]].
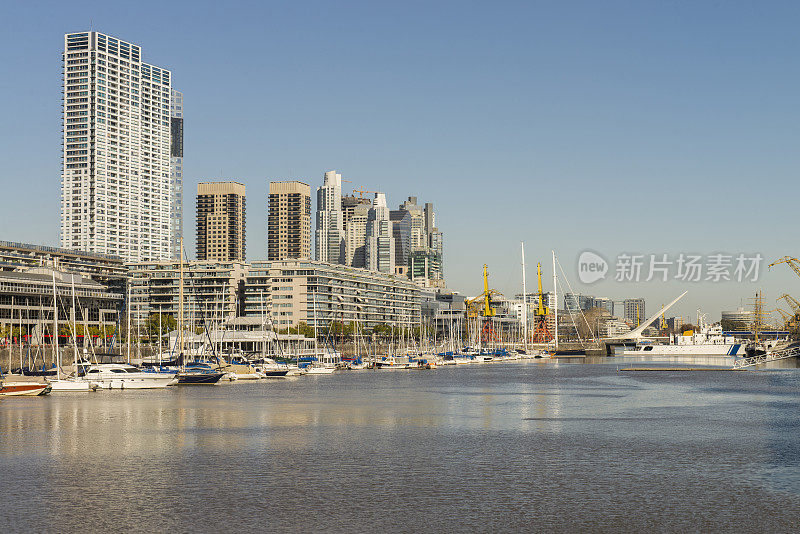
[[0, 0, 799, 321]]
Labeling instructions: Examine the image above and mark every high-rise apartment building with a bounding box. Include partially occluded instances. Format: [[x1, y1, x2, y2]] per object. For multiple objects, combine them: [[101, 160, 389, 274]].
[[593, 297, 614, 316], [268, 181, 311, 260], [623, 298, 646, 325], [170, 90, 184, 259], [196, 182, 246, 262], [61, 32, 175, 261], [390, 197, 444, 286], [344, 202, 370, 268], [341, 194, 371, 268], [366, 193, 395, 274], [315, 171, 345, 263]]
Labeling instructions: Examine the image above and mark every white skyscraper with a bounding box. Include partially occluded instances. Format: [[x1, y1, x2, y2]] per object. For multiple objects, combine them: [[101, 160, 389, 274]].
[[61, 31, 175, 261], [315, 170, 345, 263], [170, 90, 184, 259], [366, 193, 395, 273], [345, 202, 370, 268]]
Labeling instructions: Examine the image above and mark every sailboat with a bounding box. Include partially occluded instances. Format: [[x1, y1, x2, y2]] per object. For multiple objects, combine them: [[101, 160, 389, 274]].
[[174, 238, 224, 385], [49, 272, 100, 392]]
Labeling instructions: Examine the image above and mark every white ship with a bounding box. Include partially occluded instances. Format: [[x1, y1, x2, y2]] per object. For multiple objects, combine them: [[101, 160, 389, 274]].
[[623, 323, 743, 356], [79, 356, 178, 389]]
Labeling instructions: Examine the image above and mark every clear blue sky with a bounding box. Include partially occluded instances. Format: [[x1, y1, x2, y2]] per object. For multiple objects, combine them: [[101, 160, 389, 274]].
[[1, 0, 799, 320]]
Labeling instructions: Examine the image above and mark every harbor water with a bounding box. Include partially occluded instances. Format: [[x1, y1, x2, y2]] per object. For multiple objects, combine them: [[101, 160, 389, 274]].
[[1, 359, 799, 532]]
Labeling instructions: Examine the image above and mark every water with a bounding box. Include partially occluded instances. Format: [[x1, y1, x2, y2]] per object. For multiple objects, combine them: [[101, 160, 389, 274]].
[[2, 361, 799, 532]]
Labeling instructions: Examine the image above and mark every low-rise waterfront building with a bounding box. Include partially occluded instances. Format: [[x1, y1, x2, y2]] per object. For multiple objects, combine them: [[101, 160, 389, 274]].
[[127, 260, 247, 328], [244, 259, 421, 328], [721, 308, 753, 331], [0, 240, 127, 293], [0, 267, 123, 343]]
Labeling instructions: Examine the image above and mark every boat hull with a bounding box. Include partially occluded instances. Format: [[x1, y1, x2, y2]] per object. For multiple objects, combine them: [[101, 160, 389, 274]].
[[0, 382, 52, 396], [94, 375, 177, 389], [262, 369, 289, 378], [176, 372, 225, 384], [49, 379, 99, 392], [304, 366, 335, 374], [623, 343, 743, 356]]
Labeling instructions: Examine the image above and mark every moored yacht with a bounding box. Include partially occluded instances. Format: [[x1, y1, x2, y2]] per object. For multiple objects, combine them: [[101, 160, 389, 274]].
[[80, 355, 177, 389], [49, 376, 100, 392], [0, 378, 52, 396]]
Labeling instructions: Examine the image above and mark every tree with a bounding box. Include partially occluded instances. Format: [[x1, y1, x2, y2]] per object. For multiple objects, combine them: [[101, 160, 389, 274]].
[[145, 313, 177, 340], [576, 307, 610, 339]]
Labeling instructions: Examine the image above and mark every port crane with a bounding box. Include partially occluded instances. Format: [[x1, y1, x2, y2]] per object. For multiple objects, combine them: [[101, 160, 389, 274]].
[[531, 262, 552, 342], [768, 256, 800, 278], [775, 308, 797, 330], [775, 294, 800, 334], [777, 293, 800, 312], [466, 265, 501, 343], [768, 258, 800, 337]]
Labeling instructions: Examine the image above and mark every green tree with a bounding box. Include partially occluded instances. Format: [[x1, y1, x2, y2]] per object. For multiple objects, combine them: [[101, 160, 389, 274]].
[[145, 313, 177, 340]]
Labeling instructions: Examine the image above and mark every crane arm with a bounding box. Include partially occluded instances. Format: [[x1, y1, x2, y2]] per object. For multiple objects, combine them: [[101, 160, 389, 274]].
[[535, 263, 549, 316], [777, 294, 800, 312], [769, 257, 800, 279]]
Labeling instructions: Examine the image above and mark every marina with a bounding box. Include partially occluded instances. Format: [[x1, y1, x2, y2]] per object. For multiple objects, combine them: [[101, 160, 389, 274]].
[[3, 4, 800, 532], [1, 359, 798, 532]]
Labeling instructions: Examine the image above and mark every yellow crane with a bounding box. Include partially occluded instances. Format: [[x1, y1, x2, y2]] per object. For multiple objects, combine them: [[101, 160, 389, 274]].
[[768, 258, 800, 338], [465, 265, 502, 343], [768, 256, 800, 278], [352, 187, 379, 199], [776, 308, 796, 330], [466, 265, 500, 318], [532, 262, 552, 342], [535, 263, 549, 317], [777, 293, 800, 312]]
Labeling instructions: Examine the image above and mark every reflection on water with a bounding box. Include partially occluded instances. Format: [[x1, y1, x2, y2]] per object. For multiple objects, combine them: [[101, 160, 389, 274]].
[[1, 361, 799, 532]]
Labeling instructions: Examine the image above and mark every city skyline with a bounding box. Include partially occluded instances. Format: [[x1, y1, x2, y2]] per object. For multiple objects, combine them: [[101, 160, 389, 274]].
[[2, 2, 800, 318]]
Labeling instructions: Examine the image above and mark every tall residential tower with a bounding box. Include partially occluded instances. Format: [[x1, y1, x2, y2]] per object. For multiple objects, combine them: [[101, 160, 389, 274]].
[[315, 170, 345, 263], [390, 197, 444, 287], [268, 181, 311, 260], [196, 181, 246, 262], [170, 90, 184, 259], [61, 31, 176, 261]]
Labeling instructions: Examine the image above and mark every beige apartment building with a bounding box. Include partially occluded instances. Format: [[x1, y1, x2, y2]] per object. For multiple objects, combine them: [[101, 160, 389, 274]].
[[196, 181, 246, 262], [268, 181, 311, 260]]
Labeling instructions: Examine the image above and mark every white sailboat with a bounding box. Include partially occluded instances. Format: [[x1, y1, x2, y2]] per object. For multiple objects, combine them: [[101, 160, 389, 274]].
[[49, 271, 99, 392], [304, 290, 336, 374]]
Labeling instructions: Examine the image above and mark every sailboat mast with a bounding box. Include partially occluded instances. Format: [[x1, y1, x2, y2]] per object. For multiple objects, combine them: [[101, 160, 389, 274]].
[[71, 276, 79, 369], [312, 287, 318, 359], [127, 279, 132, 363], [260, 290, 266, 359], [179, 237, 185, 356], [52, 270, 60, 380], [552, 250, 558, 351], [521, 242, 527, 349], [19, 300, 23, 371], [158, 305, 163, 363]]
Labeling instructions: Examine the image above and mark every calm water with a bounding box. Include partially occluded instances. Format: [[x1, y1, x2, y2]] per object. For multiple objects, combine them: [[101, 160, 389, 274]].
[[1, 360, 799, 533]]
